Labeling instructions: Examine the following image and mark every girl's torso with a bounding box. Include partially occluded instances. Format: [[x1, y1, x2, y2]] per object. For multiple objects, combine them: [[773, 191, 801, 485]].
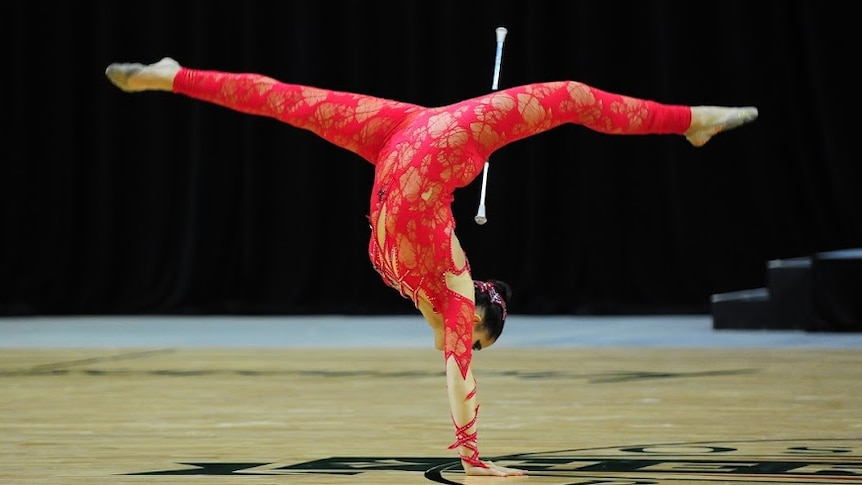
[[366, 107, 487, 311]]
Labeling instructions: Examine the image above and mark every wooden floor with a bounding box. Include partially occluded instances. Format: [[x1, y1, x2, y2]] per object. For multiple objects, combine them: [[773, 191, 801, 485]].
[[3, 342, 862, 484]]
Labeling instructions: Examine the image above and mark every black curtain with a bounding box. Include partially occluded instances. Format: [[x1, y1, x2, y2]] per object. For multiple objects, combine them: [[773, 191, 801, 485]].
[[3, 0, 858, 315]]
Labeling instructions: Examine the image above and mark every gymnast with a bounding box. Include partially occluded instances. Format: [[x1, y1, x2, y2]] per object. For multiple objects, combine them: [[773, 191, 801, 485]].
[[105, 55, 757, 476]]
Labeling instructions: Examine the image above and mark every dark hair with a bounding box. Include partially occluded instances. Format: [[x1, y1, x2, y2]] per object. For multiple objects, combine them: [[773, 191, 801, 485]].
[[474, 279, 512, 343]]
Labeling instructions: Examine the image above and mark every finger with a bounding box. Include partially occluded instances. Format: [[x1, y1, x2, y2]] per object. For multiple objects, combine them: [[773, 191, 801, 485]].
[[466, 466, 507, 477], [491, 465, 524, 476], [502, 469, 526, 476], [497, 466, 527, 476]]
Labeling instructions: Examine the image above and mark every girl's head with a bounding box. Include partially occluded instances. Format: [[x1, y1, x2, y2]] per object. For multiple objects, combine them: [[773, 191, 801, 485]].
[[472, 279, 511, 350]]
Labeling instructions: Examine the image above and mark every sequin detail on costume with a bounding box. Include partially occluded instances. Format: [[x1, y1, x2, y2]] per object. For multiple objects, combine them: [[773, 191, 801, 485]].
[[474, 280, 507, 320]]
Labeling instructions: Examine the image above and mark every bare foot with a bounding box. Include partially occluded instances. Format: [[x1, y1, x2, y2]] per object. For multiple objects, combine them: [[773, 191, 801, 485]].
[[105, 57, 181, 93], [685, 106, 758, 147]]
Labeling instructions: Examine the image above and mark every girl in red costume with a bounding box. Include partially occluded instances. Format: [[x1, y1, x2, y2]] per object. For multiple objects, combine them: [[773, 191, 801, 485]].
[[105, 57, 757, 477]]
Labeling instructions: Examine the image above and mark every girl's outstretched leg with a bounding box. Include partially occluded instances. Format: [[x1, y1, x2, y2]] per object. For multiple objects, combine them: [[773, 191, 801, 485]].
[[458, 81, 758, 156], [105, 58, 419, 162]]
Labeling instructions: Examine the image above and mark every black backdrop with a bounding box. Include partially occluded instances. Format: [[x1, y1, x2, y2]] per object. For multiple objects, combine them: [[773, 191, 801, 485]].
[[3, 1, 858, 316]]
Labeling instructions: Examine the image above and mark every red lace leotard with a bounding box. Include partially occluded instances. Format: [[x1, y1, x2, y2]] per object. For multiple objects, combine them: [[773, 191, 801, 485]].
[[171, 70, 692, 466]]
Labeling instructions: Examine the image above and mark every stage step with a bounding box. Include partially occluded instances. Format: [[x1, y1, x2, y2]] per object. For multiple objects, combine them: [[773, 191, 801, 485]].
[[711, 249, 862, 332], [711, 287, 772, 330], [765, 256, 813, 330], [811, 248, 862, 332]]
